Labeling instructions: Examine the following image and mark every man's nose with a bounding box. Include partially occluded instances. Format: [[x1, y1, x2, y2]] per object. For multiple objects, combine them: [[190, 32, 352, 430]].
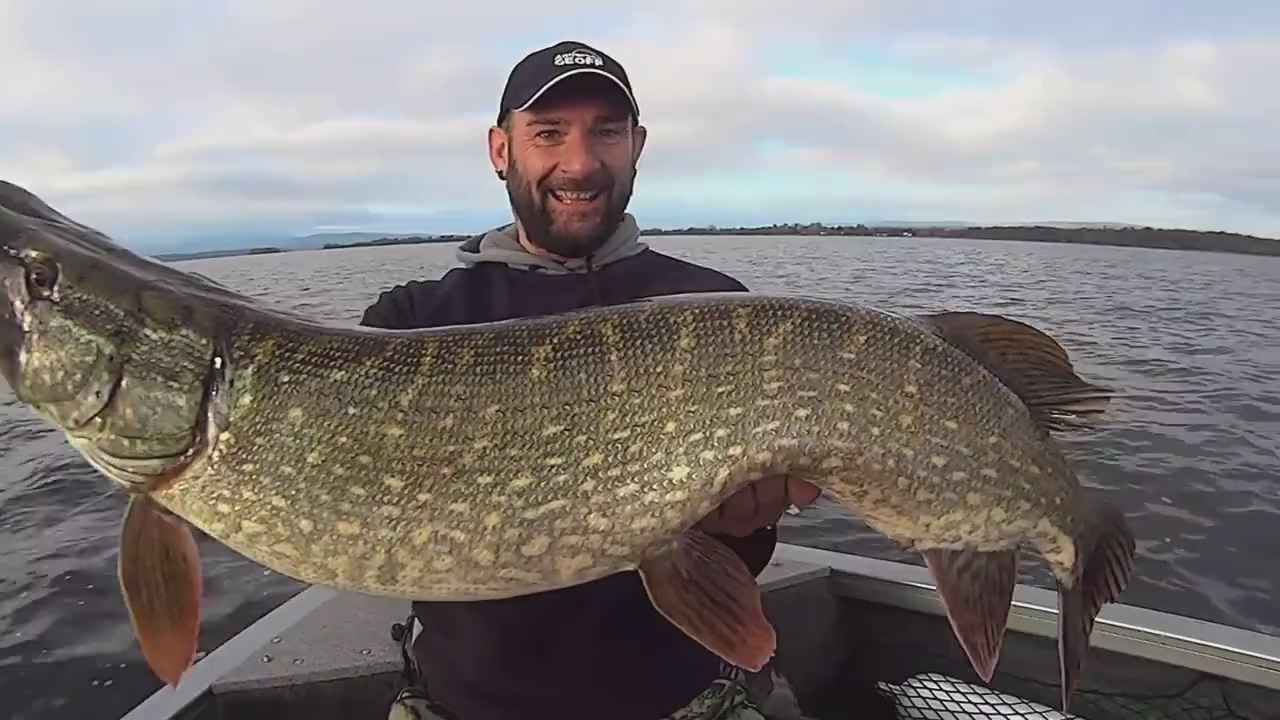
[[557, 130, 604, 177]]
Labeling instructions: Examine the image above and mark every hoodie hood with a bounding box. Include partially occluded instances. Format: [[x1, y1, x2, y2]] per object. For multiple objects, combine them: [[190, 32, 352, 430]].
[[455, 213, 648, 274]]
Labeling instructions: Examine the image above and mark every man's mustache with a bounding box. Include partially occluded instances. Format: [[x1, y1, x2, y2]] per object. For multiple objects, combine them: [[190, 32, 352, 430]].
[[539, 172, 612, 193]]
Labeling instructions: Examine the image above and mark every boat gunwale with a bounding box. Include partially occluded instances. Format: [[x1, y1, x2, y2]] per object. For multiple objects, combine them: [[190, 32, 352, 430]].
[[772, 543, 1280, 691], [119, 585, 338, 720], [118, 543, 1280, 719]]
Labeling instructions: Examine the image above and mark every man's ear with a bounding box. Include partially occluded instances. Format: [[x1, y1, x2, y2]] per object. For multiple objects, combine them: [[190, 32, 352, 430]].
[[488, 125, 510, 180], [631, 124, 648, 166]]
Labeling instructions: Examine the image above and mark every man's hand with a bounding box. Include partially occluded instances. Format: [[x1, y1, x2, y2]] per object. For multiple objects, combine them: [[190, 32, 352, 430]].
[[696, 475, 822, 537]]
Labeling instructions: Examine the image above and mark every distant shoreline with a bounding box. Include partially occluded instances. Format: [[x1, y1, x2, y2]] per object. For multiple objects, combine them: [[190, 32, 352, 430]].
[[643, 223, 1280, 257], [153, 223, 1280, 262]]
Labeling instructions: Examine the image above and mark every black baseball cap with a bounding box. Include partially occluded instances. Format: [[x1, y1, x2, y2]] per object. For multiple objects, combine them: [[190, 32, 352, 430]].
[[496, 41, 640, 126]]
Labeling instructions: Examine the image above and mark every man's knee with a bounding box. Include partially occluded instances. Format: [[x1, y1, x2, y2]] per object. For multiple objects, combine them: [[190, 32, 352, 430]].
[[744, 667, 808, 719], [387, 686, 456, 720]]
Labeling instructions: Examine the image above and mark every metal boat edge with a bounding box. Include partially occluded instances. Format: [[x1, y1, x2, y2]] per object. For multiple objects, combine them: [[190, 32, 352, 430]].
[[117, 543, 1280, 719], [121, 585, 339, 720], [772, 544, 1280, 691]]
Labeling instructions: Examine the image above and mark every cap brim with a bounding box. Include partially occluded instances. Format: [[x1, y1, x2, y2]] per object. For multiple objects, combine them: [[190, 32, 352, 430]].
[[512, 68, 640, 118]]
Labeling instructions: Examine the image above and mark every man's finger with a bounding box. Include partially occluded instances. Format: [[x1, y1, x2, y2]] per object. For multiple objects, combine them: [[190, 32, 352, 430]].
[[720, 483, 759, 521], [752, 475, 790, 512], [787, 478, 822, 506]]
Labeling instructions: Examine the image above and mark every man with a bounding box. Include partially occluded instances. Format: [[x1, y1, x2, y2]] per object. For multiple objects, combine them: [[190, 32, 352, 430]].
[[367, 41, 822, 720]]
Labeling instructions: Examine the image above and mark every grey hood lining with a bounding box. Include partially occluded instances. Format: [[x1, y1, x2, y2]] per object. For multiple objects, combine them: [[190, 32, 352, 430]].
[[454, 214, 648, 274]]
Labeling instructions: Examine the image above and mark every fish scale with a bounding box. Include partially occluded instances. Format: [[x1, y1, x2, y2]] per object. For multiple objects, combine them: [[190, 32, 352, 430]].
[[0, 179, 1136, 712]]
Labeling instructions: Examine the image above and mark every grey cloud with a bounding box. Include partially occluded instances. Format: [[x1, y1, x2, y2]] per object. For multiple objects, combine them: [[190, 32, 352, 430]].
[[706, 0, 1280, 48], [3, 0, 1280, 239]]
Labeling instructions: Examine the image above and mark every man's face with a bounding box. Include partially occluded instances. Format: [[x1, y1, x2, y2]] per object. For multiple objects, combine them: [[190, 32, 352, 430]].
[[489, 80, 647, 258]]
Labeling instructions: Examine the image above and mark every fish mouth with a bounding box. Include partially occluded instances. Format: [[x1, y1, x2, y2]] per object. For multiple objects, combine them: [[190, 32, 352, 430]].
[[68, 437, 196, 493]]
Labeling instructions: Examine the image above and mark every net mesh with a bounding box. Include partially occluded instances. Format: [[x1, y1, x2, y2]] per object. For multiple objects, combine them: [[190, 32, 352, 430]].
[[875, 672, 1255, 720], [878, 674, 1079, 719], [801, 597, 1268, 720]]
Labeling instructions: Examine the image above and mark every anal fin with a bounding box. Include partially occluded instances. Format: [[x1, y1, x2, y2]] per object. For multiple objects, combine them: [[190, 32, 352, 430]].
[[1057, 500, 1137, 711], [638, 529, 776, 672], [921, 547, 1018, 683], [918, 311, 1114, 432], [119, 494, 203, 688]]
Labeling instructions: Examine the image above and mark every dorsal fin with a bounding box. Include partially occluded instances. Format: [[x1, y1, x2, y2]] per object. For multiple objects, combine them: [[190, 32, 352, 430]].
[[918, 312, 1113, 432]]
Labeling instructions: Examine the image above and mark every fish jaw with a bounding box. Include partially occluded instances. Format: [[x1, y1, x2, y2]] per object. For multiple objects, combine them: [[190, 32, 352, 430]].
[[0, 252, 25, 387]]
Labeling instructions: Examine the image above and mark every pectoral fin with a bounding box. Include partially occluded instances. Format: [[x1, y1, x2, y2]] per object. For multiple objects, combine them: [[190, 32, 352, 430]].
[[119, 494, 203, 687], [638, 529, 776, 671]]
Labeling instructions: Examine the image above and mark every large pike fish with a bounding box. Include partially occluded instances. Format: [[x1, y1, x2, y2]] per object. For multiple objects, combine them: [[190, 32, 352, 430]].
[[0, 180, 1135, 711]]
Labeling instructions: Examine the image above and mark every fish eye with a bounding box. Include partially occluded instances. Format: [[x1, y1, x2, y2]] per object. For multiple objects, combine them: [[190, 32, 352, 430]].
[[25, 256, 59, 299]]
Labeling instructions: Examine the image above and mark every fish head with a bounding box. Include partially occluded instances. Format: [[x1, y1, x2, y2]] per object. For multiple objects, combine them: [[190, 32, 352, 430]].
[[0, 180, 230, 492], [0, 208, 111, 406]]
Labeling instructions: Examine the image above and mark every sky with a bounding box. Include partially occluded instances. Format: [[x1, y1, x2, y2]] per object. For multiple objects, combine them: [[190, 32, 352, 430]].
[[3, 1, 1280, 252]]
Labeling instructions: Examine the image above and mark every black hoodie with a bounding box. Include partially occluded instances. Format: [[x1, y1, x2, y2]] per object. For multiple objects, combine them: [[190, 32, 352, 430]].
[[359, 216, 779, 720]]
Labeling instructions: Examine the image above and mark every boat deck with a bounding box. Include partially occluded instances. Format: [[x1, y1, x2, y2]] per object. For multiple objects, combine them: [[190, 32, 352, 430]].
[[122, 557, 834, 720], [119, 545, 1280, 720]]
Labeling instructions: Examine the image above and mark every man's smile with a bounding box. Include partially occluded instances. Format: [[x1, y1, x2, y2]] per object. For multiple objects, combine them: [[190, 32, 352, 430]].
[[548, 189, 603, 205]]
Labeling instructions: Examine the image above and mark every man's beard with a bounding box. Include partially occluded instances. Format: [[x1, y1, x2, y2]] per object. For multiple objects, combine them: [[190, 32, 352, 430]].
[[504, 158, 634, 259]]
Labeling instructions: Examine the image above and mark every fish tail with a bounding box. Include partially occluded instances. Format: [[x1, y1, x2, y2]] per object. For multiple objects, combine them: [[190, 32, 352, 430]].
[[1056, 498, 1136, 711]]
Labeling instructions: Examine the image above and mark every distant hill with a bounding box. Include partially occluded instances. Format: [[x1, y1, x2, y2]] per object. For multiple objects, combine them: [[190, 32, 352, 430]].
[[155, 233, 460, 261], [867, 220, 1141, 230], [1016, 221, 1142, 229], [640, 222, 1280, 257], [148, 219, 1280, 262], [281, 231, 431, 249], [865, 220, 972, 229], [315, 234, 468, 250], [154, 246, 286, 262]]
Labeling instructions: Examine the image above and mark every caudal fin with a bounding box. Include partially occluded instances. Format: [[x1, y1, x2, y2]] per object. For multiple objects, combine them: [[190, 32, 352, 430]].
[[1057, 500, 1136, 711], [921, 548, 1018, 683], [119, 494, 204, 688]]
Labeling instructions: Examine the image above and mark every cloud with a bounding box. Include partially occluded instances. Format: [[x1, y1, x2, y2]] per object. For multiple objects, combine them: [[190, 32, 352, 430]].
[[2, 0, 1279, 249]]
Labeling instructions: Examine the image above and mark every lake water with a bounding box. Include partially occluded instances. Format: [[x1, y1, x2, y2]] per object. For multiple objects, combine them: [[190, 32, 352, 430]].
[[1, 234, 1278, 720]]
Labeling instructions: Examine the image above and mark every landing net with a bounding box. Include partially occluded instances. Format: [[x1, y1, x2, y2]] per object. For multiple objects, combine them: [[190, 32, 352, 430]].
[[876, 672, 1254, 720]]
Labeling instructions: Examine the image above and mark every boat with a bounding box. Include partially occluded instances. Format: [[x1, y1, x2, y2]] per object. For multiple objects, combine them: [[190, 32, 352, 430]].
[[116, 543, 1280, 720]]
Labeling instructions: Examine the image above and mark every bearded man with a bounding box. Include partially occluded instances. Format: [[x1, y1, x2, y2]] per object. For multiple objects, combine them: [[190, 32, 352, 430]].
[[367, 40, 823, 720]]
